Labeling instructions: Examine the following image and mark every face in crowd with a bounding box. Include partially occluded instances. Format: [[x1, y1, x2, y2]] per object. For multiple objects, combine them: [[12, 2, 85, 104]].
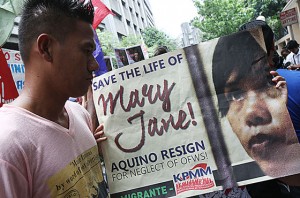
[[287, 40, 300, 55], [133, 52, 140, 62], [51, 20, 98, 97], [119, 54, 128, 66], [18, 0, 98, 98], [290, 48, 299, 55], [212, 31, 300, 177], [281, 49, 290, 59]]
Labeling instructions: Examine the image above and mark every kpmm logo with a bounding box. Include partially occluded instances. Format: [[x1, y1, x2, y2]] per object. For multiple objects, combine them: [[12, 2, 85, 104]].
[[173, 163, 211, 182], [173, 163, 215, 194]]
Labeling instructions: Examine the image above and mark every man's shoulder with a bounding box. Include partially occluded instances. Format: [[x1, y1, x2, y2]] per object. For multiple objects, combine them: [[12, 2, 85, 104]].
[[0, 105, 21, 121], [66, 101, 89, 117], [66, 101, 92, 128], [0, 107, 30, 157], [286, 53, 294, 60]]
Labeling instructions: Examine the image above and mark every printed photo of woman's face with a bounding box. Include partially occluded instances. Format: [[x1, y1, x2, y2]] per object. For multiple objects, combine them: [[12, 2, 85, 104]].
[[212, 31, 300, 177]]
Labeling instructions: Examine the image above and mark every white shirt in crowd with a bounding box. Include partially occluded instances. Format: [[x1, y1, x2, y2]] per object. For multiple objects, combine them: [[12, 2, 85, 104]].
[[286, 48, 300, 65]]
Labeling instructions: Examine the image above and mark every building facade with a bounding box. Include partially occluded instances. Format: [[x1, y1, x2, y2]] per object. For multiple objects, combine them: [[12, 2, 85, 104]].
[[276, 0, 300, 51], [2, 0, 155, 50], [99, 0, 155, 41], [180, 22, 202, 48], [2, 17, 20, 51]]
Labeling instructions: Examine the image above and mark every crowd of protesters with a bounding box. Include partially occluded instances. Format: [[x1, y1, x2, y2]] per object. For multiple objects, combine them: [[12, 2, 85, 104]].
[[1, 0, 300, 197]]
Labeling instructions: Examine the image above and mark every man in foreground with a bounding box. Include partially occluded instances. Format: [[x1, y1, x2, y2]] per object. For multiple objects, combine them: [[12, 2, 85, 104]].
[[0, 0, 107, 197]]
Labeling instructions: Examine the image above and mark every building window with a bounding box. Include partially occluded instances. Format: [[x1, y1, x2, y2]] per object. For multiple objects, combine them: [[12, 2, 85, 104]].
[[134, 24, 137, 30], [99, 27, 105, 31], [129, 7, 132, 12], [117, 33, 125, 41], [126, 20, 130, 26], [113, 10, 122, 21]]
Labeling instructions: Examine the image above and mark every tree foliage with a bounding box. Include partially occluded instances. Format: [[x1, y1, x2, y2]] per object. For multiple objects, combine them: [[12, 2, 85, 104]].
[[96, 29, 143, 56], [97, 27, 179, 58], [250, 0, 287, 39], [119, 34, 142, 48], [192, 0, 255, 41], [96, 30, 120, 57], [192, 0, 286, 41], [141, 27, 179, 56]]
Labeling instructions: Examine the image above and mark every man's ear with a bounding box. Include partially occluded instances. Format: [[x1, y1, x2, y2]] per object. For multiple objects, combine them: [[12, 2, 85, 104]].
[[37, 34, 54, 62]]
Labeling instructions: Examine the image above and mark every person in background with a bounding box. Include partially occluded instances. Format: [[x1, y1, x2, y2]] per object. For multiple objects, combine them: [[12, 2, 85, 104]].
[[276, 69, 300, 142], [120, 54, 129, 66], [125, 49, 136, 64], [0, 0, 107, 197], [281, 47, 292, 68], [272, 46, 284, 69], [133, 51, 144, 62], [265, 68, 300, 197], [154, 45, 169, 56], [286, 40, 300, 70]]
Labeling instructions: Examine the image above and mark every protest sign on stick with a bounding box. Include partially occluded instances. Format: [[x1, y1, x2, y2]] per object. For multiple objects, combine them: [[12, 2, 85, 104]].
[[2, 48, 25, 94], [115, 48, 129, 68], [93, 29, 300, 197], [0, 48, 19, 107], [126, 45, 145, 64]]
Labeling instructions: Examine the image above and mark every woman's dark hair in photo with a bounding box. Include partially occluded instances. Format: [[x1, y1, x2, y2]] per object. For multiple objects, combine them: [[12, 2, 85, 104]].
[[212, 31, 268, 117], [238, 20, 274, 55]]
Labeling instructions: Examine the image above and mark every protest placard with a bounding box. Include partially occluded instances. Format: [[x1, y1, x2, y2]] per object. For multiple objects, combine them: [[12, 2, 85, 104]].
[[0, 48, 19, 107], [93, 28, 300, 197], [115, 48, 129, 68], [2, 48, 25, 93], [115, 45, 146, 69], [126, 45, 145, 63]]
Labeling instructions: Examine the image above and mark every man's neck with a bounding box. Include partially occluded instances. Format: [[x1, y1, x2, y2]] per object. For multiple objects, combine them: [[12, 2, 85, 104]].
[[11, 87, 70, 129]]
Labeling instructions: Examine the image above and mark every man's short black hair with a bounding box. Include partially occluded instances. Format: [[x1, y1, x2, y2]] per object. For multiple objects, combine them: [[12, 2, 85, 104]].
[[239, 20, 274, 56], [286, 40, 299, 50], [19, 0, 94, 62], [281, 47, 290, 55]]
